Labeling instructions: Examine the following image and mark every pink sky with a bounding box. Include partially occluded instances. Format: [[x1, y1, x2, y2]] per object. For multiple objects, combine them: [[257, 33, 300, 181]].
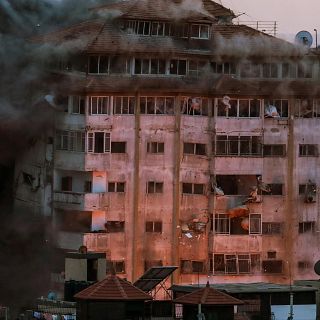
[[221, 0, 320, 44]]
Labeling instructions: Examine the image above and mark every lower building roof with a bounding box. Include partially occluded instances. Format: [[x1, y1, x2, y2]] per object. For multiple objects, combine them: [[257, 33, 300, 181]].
[[170, 282, 318, 294]]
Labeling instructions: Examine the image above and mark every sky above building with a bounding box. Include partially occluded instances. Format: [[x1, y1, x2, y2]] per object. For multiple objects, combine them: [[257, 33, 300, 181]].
[[221, 0, 319, 45]]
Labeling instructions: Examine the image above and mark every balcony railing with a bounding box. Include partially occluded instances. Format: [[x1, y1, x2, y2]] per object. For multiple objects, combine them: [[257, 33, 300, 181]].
[[83, 233, 108, 251], [53, 191, 103, 211]]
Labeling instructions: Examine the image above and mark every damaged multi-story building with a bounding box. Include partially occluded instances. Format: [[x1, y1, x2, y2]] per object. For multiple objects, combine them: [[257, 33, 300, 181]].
[[13, 0, 320, 287]]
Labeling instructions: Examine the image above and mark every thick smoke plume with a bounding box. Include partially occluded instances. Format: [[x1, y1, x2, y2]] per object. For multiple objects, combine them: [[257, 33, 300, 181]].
[[0, 0, 109, 314]]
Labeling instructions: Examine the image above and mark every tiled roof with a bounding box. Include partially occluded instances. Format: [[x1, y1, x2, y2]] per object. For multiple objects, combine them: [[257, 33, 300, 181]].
[[33, 19, 301, 58], [212, 24, 302, 57], [74, 275, 153, 301], [173, 283, 244, 306], [202, 0, 234, 17], [93, 0, 232, 20]]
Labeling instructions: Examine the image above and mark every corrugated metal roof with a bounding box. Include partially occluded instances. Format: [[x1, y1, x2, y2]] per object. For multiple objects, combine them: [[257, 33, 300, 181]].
[[173, 283, 244, 305], [74, 275, 153, 301]]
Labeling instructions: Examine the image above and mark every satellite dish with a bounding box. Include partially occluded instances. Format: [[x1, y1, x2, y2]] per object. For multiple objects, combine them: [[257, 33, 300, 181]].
[[314, 260, 320, 275], [295, 31, 313, 47]]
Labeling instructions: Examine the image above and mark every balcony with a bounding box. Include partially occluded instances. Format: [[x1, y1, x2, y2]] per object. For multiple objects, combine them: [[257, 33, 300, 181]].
[[83, 232, 109, 252], [53, 191, 104, 211]]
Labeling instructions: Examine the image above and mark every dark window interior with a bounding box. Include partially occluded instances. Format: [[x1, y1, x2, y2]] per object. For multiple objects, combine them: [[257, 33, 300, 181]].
[[105, 221, 125, 232], [61, 176, 72, 192], [111, 142, 126, 153], [216, 175, 257, 195], [262, 260, 283, 273], [87, 258, 98, 281]]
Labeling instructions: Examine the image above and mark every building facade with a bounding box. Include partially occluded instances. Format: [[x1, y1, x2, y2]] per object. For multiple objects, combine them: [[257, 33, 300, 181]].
[[14, 0, 320, 286]]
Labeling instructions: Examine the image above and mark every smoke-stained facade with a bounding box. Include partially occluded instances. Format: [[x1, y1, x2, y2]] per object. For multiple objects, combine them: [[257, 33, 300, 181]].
[[14, 0, 320, 288]]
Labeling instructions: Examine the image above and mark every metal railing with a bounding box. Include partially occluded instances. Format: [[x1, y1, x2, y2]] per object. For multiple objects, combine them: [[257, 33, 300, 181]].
[[236, 21, 277, 37]]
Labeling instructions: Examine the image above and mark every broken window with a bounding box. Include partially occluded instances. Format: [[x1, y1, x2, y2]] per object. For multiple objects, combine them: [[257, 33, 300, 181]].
[[264, 99, 288, 118], [113, 96, 135, 115], [299, 221, 315, 233], [105, 221, 125, 232], [88, 55, 109, 74], [217, 99, 261, 117], [213, 254, 260, 274], [262, 222, 282, 235], [61, 176, 72, 192], [214, 214, 230, 234], [145, 221, 162, 233], [90, 96, 110, 115], [56, 130, 85, 152], [134, 58, 166, 74], [282, 63, 297, 78], [211, 61, 236, 75], [147, 181, 163, 194], [144, 260, 163, 272], [140, 96, 174, 114], [147, 142, 164, 154], [299, 183, 317, 203], [84, 181, 92, 193], [262, 260, 283, 273], [180, 97, 209, 116], [262, 63, 278, 78], [294, 99, 320, 118], [188, 60, 207, 77], [108, 182, 125, 193], [183, 143, 206, 156], [240, 63, 261, 78], [170, 59, 187, 75], [106, 260, 126, 274], [262, 184, 283, 195], [297, 61, 313, 78], [299, 144, 318, 156], [263, 144, 286, 157], [180, 260, 205, 274], [267, 251, 277, 259], [182, 183, 205, 195], [87, 132, 110, 153], [172, 23, 189, 38], [22, 172, 34, 186], [109, 56, 129, 74], [111, 142, 126, 153], [298, 261, 310, 271], [215, 175, 258, 195], [250, 214, 262, 234], [190, 24, 209, 39], [215, 136, 262, 156], [71, 96, 85, 114]]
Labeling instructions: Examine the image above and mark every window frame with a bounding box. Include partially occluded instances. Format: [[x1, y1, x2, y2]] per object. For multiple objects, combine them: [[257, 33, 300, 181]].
[[113, 96, 135, 115], [89, 96, 110, 115], [299, 144, 318, 157], [215, 135, 262, 157], [147, 142, 164, 154], [182, 183, 205, 195], [140, 96, 175, 115], [190, 24, 210, 39], [87, 131, 111, 153], [263, 144, 286, 157], [217, 98, 261, 118], [147, 181, 164, 194], [183, 142, 206, 156], [145, 221, 163, 233], [108, 182, 125, 193]]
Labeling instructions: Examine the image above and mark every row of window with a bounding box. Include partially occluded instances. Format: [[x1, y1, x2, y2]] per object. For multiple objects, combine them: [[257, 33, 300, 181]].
[[68, 95, 320, 119], [85, 56, 317, 80], [120, 20, 210, 39], [106, 257, 311, 275], [56, 132, 318, 158]]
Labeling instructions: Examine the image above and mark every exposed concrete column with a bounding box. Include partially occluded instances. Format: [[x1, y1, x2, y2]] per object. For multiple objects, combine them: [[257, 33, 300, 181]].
[[285, 100, 295, 284], [172, 95, 181, 284], [207, 97, 216, 271], [132, 92, 141, 281]]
